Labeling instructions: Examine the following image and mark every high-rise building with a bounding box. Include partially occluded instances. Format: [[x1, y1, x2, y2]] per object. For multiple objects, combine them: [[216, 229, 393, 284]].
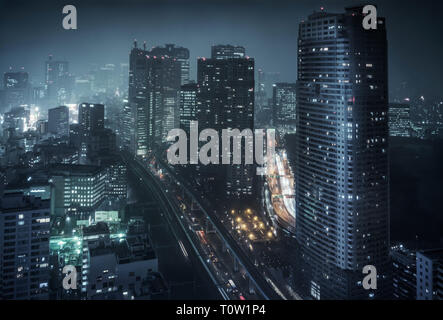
[[3, 72, 30, 109], [92, 64, 117, 94], [128, 42, 182, 155], [121, 98, 135, 151], [48, 106, 69, 137], [294, 7, 390, 299], [211, 45, 246, 60], [388, 103, 410, 137], [416, 249, 443, 300], [45, 55, 72, 105], [0, 192, 50, 299], [78, 103, 105, 133], [128, 44, 150, 156], [197, 45, 255, 200], [2, 106, 30, 133], [150, 44, 190, 85], [272, 82, 297, 135], [179, 82, 198, 134], [255, 69, 267, 115], [391, 244, 416, 300]]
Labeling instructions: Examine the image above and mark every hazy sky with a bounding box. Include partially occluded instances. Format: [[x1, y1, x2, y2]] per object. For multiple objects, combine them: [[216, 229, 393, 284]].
[[1, 0, 443, 98]]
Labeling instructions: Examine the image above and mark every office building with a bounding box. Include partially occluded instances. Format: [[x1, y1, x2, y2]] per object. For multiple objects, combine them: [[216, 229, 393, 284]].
[[211, 45, 245, 60], [391, 244, 416, 300], [150, 44, 190, 85], [49, 164, 106, 218], [48, 106, 69, 137], [78, 103, 105, 133], [272, 82, 297, 135], [2, 106, 30, 133], [128, 41, 181, 155], [294, 7, 390, 299], [416, 249, 443, 300], [197, 45, 255, 200], [0, 192, 50, 299], [3, 72, 30, 109], [179, 82, 198, 134], [45, 55, 72, 105]]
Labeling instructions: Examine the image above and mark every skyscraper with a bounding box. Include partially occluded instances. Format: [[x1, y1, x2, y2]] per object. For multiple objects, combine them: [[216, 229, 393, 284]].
[[150, 44, 190, 85], [179, 82, 198, 134], [0, 192, 50, 299], [45, 55, 72, 105], [391, 244, 416, 300], [211, 45, 246, 60], [128, 43, 150, 156], [3, 71, 30, 110], [197, 45, 255, 200], [128, 41, 182, 155], [78, 103, 105, 133], [294, 7, 390, 299], [48, 105, 69, 137], [255, 69, 267, 115], [272, 82, 297, 136]]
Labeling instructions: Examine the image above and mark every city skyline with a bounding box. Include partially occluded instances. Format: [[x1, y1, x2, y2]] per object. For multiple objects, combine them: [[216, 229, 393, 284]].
[[1, 0, 443, 304], [1, 0, 443, 99]]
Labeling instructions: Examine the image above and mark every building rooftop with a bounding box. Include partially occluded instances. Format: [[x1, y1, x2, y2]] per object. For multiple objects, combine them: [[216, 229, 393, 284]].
[[0, 192, 49, 212], [49, 163, 103, 176], [419, 248, 443, 262]]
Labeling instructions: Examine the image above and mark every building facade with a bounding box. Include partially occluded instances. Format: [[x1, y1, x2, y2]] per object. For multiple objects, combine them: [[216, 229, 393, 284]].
[[272, 82, 297, 136], [0, 193, 50, 299], [416, 249, 443, 300], [48, 106, 70, 137], [294, 7, 390, 299], [197, 45, 255, 200], [128, 42, 182, 155]]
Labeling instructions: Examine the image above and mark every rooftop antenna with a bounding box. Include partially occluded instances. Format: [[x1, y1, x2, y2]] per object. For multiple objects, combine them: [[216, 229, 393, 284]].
[[134, 39, 137, 48], [143, 41, 147, 51]]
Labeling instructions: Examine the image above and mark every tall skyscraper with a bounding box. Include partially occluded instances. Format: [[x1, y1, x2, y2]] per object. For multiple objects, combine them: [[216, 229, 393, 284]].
[[272, 82, 297, 135], [150, 44, 190, 85], [45, 55, 72, 105], [294, 7, 390, 299], [179, 82, 198, 134], [3, 71, 30, 110], [48, 106, 69, 137], [197, 45, 255, 200], [0, 192, 50, 299], [211, 45, 246, 60], [78, 103, 105, 133], [255, 69, 267, 115], [128, 43, 150, 156], [128, 41, 182, 155]]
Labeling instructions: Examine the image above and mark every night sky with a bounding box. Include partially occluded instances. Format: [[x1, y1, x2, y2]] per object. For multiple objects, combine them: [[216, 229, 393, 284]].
[[1, 0, 442, 98]]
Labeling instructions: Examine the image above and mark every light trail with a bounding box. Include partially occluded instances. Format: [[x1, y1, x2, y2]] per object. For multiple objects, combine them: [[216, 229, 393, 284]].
[[178, 240, 189, 258]]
